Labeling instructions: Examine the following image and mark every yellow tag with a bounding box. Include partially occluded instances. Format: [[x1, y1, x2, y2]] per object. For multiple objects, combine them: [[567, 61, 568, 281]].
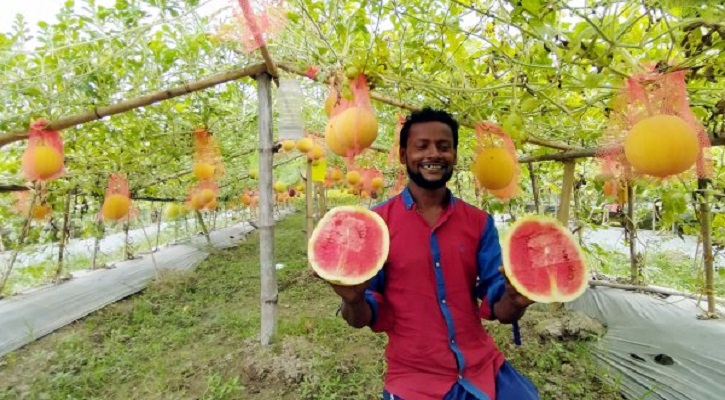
[[311, 160, 326, 182]]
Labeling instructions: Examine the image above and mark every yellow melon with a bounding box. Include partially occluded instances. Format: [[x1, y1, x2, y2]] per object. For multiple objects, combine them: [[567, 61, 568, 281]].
[[193, 163, 215, 180], [333, 107, 378, 151], [325, 119, 348, 157], [199, 189, 216, 205], [274, 181, 286, 193], [371, 177, 384, 190], [308, 144, 325, 161], [346, 171, 361, 185], [281, 140, 296, 152], [102, 194, 131, 221], [32, 145, 63, 180], [32, 204, 52, 220], [624, 114, 699, 178], [473, 148, 515, 190], [331, 168, 343, 181], [296, 138, 314, 153]]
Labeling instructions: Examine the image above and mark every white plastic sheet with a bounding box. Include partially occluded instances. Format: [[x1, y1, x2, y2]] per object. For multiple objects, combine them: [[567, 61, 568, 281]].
[[567, 286, 725, 400]]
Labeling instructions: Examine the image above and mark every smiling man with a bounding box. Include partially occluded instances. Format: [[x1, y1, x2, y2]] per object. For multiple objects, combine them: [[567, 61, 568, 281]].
[[325, 107, 540, 400]]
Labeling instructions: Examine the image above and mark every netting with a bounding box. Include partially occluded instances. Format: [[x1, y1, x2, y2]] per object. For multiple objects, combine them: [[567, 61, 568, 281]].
[[219, 0, 287, 53], [12, 189, 52, 221], [325, 74, 379, 161], [596, 69, 712, 181], [472, 122, 520, 202], [21, 120, 65, 183], [99, 173, 136, 223], [193, 128, 226, 180]]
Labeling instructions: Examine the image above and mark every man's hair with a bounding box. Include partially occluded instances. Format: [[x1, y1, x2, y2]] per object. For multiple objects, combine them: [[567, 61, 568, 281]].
[[399, 107, 459, 149]]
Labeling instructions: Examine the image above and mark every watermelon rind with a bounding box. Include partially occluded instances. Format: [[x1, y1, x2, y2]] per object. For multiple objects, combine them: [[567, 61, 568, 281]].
[[307, 205, 390, 286], [501, 215, 589, 304]]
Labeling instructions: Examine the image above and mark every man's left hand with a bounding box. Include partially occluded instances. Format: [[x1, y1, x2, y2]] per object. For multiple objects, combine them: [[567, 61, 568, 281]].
[[498, 266, 535, 309]]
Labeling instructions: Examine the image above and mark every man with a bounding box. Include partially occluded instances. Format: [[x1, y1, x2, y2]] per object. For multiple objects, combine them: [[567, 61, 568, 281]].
[[326, 107, 539, 399]]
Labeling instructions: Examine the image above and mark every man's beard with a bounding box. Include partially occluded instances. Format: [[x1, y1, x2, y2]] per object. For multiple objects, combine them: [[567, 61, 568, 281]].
[[406, 164, 453, 190]]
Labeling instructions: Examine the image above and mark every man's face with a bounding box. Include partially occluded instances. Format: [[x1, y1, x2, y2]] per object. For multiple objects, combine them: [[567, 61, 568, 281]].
[[400, 121, 457, 190]]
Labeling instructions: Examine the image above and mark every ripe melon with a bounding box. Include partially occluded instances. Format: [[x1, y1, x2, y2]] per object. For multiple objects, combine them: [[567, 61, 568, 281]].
[[308, 144, 325, 161], [164, 203, 182, 219], [296, 138, 314, 153], [274, 181, 286, 193], [371, 177, 384, 190], [346, 171, 361, 185], [199, 189, 216, 205], [241, 194, 252, 205], [281, 140, 296, 152], [308, 206, 390, 286], [502, 215, 588, 303], [624, 114, 699, 178], [32, 204, 52, 220], [32, 145, 63, 180], [333, 107, 378, 151], [102, 194, 131, 221], [193, 163, 215, 180], [325, 119, 348, 157], [473, 147, 515, 190], [331, 168, 343, 181]]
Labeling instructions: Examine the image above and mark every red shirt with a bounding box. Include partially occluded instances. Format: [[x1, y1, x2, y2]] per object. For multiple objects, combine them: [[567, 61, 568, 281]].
[[366, 187, 507, 400]]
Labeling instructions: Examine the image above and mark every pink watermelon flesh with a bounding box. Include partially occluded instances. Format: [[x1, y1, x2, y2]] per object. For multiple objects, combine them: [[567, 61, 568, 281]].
[[310, 209, 386, 283], [507, 219, 586, 302]]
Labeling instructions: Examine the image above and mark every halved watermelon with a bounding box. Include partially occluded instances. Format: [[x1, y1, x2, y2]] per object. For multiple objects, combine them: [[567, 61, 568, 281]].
[[502, 215, 588, 303], [308, 206, 390, 286]]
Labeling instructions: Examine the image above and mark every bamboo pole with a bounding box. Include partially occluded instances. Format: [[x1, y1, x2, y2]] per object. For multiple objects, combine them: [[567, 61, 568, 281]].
[[0, 63, 267, 149], [55, 189, 74, 282], [256, 72, 278, 346], [528, 162, 540, 214], [625, 181, 640, 284], [552, 161, 576, 311], [305, 161, 314, 242], [195, 211, 212, 247], [697, 178, 717, 316]]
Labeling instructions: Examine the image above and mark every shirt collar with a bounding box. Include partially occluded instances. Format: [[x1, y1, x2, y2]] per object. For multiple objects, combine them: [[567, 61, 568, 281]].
[[401, 186, 457, 210]]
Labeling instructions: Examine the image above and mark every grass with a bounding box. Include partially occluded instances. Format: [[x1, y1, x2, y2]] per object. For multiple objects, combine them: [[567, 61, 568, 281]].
[[0, 211, 622, 400]]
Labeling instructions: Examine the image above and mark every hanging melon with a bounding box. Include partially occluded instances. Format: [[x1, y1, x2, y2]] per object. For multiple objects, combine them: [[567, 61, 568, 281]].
[[32, 146, 64, 180], [193, 163, 215, 180], [346, 171, 361, 185], [102, 194, 131, 221], [333, 107, 378, 151], [624, 114, 699, 178], [296, 137, 314, 153], [472, 148, 515, 190]]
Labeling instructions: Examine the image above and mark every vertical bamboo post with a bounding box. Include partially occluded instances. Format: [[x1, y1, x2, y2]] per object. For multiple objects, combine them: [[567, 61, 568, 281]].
[[195, 211, 212, 247], [256, 73, 277, 345], [552, 161, 576, 311], [697, 179, 716, 316], [528, 162, 541, 214], [556, 162, 576, 225], [573, 178, 583, 245], [624, 181, 640, 284], [55, 189, 74, 282], [305, 161, 314, 242]]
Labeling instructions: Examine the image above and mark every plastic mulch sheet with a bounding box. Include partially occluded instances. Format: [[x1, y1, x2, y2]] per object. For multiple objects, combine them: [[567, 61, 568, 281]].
[[0, 209, 294, 358], [567, 286, 725, 400]]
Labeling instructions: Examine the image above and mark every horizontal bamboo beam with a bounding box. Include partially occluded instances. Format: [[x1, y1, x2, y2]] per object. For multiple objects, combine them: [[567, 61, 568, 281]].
[[0, 184, 29, 193], [276, 63, 577, 151], [0, 63, 268, 149]]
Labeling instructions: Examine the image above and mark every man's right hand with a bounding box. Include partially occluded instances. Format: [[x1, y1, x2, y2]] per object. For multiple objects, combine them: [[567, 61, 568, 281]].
[[312, 270, 369, 304]]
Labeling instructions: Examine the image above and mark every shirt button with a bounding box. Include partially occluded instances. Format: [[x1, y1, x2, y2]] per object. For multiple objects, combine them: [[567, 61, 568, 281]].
[[458, 375, 463, 380], [435, 262, 440, 267], [441, 299, 447, 304], [450, 339, 455, 345]]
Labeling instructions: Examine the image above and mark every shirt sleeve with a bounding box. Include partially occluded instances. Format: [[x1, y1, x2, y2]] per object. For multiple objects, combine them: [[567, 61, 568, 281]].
[[364, 266, 394, 332], [475, 214, 506, 321]]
